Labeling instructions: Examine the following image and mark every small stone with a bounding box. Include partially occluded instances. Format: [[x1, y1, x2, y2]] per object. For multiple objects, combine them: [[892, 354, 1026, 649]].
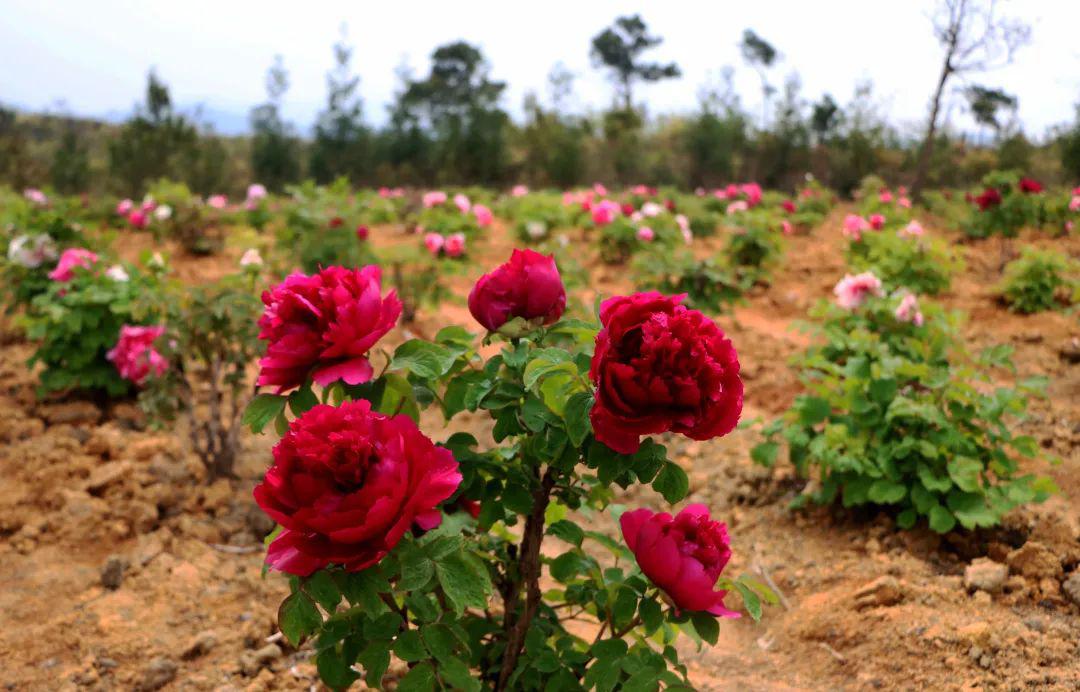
[[1007, 541, 1063, 580], [1059, 337, 1080, 364], [181, 631, 218, 660], [1063, 571, 1080, 607], [964, 558, 1008, 593], [39, 401, 102, 425], [101, 555, 127, 590], [854, 576, 904, 609], [972, 590, 992, 606], [136, 657, 177, 691], [1024, 617, 1046, 632], [85, 461, 133, 493], [240, 644, 282, 675], [864, 538, 881, 555]]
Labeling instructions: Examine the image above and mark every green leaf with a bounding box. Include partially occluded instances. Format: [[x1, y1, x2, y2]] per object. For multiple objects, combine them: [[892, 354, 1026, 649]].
[[278, 591, 322, 647], [750, 442, 779, 467], [393, 630, 427, 662], [304, 570, 342, 611], [244, 393, 287, 433], [928, 505, 956, 533], [357, 640, 392, 688], [639, 598, 663, 634], [947, 491, 997, 529], [653, 462, 689, 504], [563, 391, 594, 446], [867, 480, 906, 504], [947, 456, 983, 493], [397, 661, 436, 692], [547, 520, 584, 547], [523, 349, 574, 389], [399, 550, 435, 591], [435, 552, 492, 615], [316, 646, 360, 689], [797, 396, 831, 425], [288, 386, 319, 417], [339, 569, 389, 613], [438, 656, 480, 692], [377, 372, 420, 422], [612, 587, 639, 628], [419, 623, 457, 663], [364, 612, 403, 640], [868, 378, 897, 404], [732, 581, 763, 621], [391, 339, 458, 379], [690, 611, 720, 644]]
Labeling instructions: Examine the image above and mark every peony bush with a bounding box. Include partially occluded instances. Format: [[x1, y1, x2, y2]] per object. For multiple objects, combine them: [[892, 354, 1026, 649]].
[[244, 251, 772, 690]]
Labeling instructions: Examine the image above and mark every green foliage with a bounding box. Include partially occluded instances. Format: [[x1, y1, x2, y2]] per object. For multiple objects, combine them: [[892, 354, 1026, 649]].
[[846, 231, 962, 296], [26, 263, 159, 397], [139, 272, 263, 477], [753, 294, 1054, 533], [964, 170, 1042, 239], [632, 248, 747, 314], [999, 246, 1079, 313], [145, 179, 223, 255], [723, 213, 785, 283]]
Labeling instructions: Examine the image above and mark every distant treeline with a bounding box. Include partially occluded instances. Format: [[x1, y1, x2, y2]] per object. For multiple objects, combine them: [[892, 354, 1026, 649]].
[[3, 16, 1079, 198]]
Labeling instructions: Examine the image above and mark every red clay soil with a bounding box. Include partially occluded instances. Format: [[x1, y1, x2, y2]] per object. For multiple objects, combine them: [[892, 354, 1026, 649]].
[[1, 208, 1077, 691]]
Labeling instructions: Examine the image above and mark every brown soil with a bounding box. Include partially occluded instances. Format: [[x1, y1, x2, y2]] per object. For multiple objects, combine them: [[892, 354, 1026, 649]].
[[1, 208, 1078, 691]]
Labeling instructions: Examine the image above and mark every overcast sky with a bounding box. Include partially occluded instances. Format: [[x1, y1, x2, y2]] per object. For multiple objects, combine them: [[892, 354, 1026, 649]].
[[2, 0, 1077, 138]]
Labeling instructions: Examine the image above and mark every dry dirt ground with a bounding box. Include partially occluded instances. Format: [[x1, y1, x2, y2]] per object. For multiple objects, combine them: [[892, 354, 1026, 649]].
[[0, 208, 1077, 691]]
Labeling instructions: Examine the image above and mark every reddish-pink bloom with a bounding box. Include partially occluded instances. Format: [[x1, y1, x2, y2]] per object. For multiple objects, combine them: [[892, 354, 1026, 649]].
[[328, 216, 344, 229], [739, 182, 762, 206], [833, 272, 883, 309], [453, 193, 471, 213], [726, 200, 748, 215], [621, 203, 636, 217], [593, 182, 608, 196], [636, 226, 655, 242], [1019, 178, 1043, 194], [106, 325, 168, 385], [254, 399, 461, 576], [781, 199, 796, 214], [869, 213, 885, 230], [48, 248, 98, 282], [424, 233, 445, 256], [1069, 196, 1080, 212], [422, 191, 447, 208], [897, 196, 912, 209], [511, 184, 529, 197], [589, 293, 743, 454], [468, 249, 566, 331], [592, 200, 621, 226], [473, 204, 494, 228], [842, 214, 870, 241], [898, 220, 925, 238], [257, 266, 401, 391], [894, 293, 925, 326], [116, 199, 134, 215], [781, 220, 794, 236], [207, 194, 228, 209], [128, 210, 148, 230], [444, 233, 466, 258], [356, 225, 370, 241], [878, 189, 893, 204], [620, 504, 739, 617], [975, 187, 1002, 211]]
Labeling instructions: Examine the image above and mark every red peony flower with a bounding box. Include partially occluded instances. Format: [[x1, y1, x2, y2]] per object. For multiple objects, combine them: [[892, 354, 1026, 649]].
[[257, 266, 401, 392], [974, 187, 1002, 211], [664, 198, 676, 212], [328, 216, 344, 229], [621, 203, 635, 217], [781, 199, 796, 214], [589, 292, 742, 454], [1019, 177, 1043, 194], [254, 400, 461, 575], [356, 225, 370, 241], [467, 249, 566, 332], [106, 325, 168, 385], [620, 504, 739, 617]]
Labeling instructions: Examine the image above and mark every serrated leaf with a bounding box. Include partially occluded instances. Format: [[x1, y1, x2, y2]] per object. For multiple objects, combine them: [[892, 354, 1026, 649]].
[[435, 552, 492, 615], [547, 519, 584, 547], [304, 570, 341, 611], [563, 391, 594, 446], [278, 591, 322, 647], [316, 646, 360, 689], [393, 630, 427, 662], [244, 393, 287, 433], [391, 339, 458, 379], [653, 462, 689, 503], [397, 661, 436, 692], [928, 505, 956, 533]]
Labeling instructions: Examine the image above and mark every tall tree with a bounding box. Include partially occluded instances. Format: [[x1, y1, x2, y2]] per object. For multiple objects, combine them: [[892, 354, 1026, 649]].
[[740, 29, 779, 128], [590, 15, 680, 110], [911, 0, 1029, 197], [309, 27, 371, 184], [395, 41, 510, 183], [108, 71, 197, 195], [1060, 104, 1080, 182], [963, 84, 1017, 141], [50, 124, 90, 193], [250, 55, 301, 191], [810, 94, 843, 145], [683, 67, 749, 186]]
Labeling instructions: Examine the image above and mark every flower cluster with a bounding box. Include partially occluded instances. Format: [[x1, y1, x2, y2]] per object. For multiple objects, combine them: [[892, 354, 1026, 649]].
[[106, 324, 168, 385]]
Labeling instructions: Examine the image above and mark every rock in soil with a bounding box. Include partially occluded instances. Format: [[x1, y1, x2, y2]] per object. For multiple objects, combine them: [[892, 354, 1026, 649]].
[[100, 554, 127, 590], [136, 657, 177, 691], [1007, 541, 1063, 580], [1063, 571, 1080, 608], [854, 576, 904, 609], [181, 630, 218, 660], [964, 558, 1009, 593]]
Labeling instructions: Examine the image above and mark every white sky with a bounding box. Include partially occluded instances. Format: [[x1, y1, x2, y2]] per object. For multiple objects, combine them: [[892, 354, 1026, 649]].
[[1, 0, 1077, 138]]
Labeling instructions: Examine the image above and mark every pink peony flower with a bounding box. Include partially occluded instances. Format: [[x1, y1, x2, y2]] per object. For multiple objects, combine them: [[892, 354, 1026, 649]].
[[444, 233, 466, 258], [726, 200, 749, 215], [257, 266, 401, 391], [246, 184, 267, 201], [105, 265, 130, 282], [453, 193, 471, 213], [898, 220, 924, 238], [878, 189, 893, 204], [240, 248, 263, 267], [7, 234, 58, 268], [473, 204, 493, 228], [424, 233, 445, 256], [468, 249, 565, 331], [781, 220, 794, 236], [869, 213, 885, 230], [894, 293, 925, 326], [740, 182, 763, 206], [106, 325, 168, 385], [842, 214, 870, 241], [48, 248, 98, 282], [1065, 221, 1075, 233], [1069, 196, 1080, 212], [24, 188, 48, 206], [833, 272, 883, 309], [116, 199, 134, 216], [636, 226, 655, 242], [141, 197, 156, 213], [422, 191, 447, 208], [782, 199, 796, 214], [724, 183, 739, 199], [620, 504, 739, 617], [128, 210, 148, 230], [207, 194, 227, 210], [511, 184, 529, 197], [591, 200, 621, 226], [640, 201, 663, 217], [897, 196, 912, 209], [593, 182, 608, 196]]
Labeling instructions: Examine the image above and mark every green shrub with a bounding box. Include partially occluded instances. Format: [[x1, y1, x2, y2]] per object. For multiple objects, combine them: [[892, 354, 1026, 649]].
[[632, 249, 747, 314], [753, 293, 1054, 533], [1000, 247, 1079, 313], [846, 231, 962, 296], [723, 213, 784, 283], [963, 170, 1042, 239]]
